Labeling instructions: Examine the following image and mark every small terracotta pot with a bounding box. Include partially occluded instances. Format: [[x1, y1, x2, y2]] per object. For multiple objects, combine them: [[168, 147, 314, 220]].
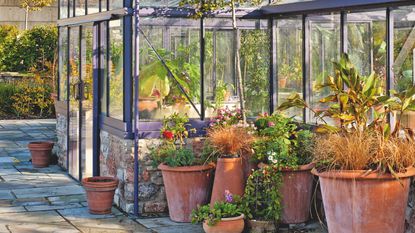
[[247, 219, 277, 233], [138, 98, 158, 111], [279, 77, 287, 88], [158, 163, 214, 222], [210, 158, 245, 205], [28, 141, 54, 168], [280, 163, 315, 224], [203, 214, 245, 233], [82, 176, 119, 215], [314, 167, 415, 233]]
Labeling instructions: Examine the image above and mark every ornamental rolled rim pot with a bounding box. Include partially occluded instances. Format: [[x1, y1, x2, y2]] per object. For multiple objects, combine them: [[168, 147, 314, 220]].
[[158, 163, 215, 223], [280, 162, 315, 224], [28, 141, 54, 168], [203, 214, 245, 233], [82, 176, 119, 215], [313, 166, 415, 233]]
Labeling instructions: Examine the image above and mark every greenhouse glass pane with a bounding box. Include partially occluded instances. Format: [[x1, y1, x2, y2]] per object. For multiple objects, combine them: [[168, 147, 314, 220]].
[[108, 19, 124, 120], [394, 6, 415, 129], [60, 0, 68, 19], [276, 17, 303, 120], [109, 0, 123, 10], [59, 27, 68, 101], [308, 13, 340, 123], [347, 10, 386, 93], [139, 18, 201, 120], [88, 0, 100, 14], [75, 0, 86, 16]]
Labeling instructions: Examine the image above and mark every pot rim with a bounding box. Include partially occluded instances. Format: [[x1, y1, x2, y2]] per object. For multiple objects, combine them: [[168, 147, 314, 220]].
[[280, 162, 315, 172], [28, 141, 54, 147], [158, 163, 215, 172], [312, 166, 415, 180], [82, 176, 119, 188], [219, 214, 245, 222]]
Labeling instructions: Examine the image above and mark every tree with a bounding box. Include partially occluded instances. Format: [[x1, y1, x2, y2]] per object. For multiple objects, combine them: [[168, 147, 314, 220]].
[[179, 0, 272, 123], [19, 0, 54, 30]]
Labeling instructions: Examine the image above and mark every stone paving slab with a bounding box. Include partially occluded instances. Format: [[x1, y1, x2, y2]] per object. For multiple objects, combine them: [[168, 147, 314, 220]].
[[6, 223, 79, 233], [12, 184, 84, 198], [0, 211, 65, 224], [57, 207, 116, 220]]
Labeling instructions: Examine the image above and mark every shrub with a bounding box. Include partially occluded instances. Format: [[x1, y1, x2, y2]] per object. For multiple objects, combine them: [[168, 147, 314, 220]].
[[0, 83, 20, 118]]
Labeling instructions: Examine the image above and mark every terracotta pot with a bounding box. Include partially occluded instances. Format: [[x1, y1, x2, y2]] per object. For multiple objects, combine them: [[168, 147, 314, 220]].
[[158, 163, 214, 222], [28, 141, 54, 168], [313, 167, 415, 233], [280, 163, 315, 224], [242, 156, 257, 181], [247, 219, 277, 233], [138, 98, 158, 112], [210, 158, 245, 205], [279, 77, 287, 88], [82, 176, 119, 215], [203, 214, 245, 233]]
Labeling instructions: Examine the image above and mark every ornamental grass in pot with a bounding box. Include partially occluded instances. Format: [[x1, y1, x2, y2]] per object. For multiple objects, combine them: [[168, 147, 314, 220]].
[[206, 124, 254, 205], [152, 113, 214, 223], [253, 113, 315, 224], [241, 165, 282, 233], [279, 54, 415, 233], [192, 191, 245, 233]]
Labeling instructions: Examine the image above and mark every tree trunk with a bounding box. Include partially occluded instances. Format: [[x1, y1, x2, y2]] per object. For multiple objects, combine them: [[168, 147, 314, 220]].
[[231, 2, 246, 124], [24, 6, 29, 30]]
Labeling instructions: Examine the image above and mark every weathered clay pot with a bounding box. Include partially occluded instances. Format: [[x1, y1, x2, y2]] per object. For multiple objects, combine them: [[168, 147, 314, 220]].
[[280, 163, 315, 224], [82, 176, 119, 215], [28, 141, 54, 168], [138, 98, 158, 112], [203, 214, 245, 233], [210, 158, 245, 205], [247, 219, 277, 233], [313, 167, 415, 233], [158, 163, 214, 222]]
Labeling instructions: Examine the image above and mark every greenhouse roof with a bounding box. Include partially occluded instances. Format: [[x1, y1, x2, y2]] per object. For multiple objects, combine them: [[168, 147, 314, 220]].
[[262, 0, 414, 15]]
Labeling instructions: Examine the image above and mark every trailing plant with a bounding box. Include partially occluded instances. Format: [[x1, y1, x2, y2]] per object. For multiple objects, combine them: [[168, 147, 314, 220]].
[[278, 53, 415, 174], [241, 165, 282, 222], [252, 113, 314, 168], [191, 191, 243, 226]]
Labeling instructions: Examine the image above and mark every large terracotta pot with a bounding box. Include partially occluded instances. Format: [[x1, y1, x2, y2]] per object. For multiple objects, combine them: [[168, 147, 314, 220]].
[[210, 158, 245, 205], [28, 141, 54, 168], [313, 167, 415, 233], [203, 214, 245, 233], [158, 163, 214, 222], [280, 163, 315, 224], [82, 176, 119, 215], [247, 219, 277, 233]]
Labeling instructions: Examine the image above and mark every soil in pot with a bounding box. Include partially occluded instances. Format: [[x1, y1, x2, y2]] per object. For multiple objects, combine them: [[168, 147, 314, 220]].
[[82, 176, 119, 215], [203, 214, 245, 233], [314, 168, 415, 233], [247, 219, 277, 233], [280, 163, 314, 224], [210, 158, 245, 205], [158, 163, 214, 222], [28, 141, 54, 168]]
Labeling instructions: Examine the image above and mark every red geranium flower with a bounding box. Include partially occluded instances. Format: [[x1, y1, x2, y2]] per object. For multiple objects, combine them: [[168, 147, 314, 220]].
[[162, 130, 174, 140]]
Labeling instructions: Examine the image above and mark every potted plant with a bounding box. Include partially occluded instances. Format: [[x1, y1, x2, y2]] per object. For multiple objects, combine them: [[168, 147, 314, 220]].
[[192, 191, 245, 233], [241, 165, 282, 233], [253, 113, 315, 224], [28, 141, 54, 168], [152, 113, 214, 222], [278, 54, 415, 233], [82, 176, 119, 214], [206, 124, 254, 205]]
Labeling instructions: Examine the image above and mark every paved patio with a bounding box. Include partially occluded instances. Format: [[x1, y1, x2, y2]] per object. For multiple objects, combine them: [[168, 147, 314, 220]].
[[0, 119, 325, 233]]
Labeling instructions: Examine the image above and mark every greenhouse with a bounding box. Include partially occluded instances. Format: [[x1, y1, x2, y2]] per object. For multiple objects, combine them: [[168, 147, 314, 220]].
[[55, 0, 415, 220]]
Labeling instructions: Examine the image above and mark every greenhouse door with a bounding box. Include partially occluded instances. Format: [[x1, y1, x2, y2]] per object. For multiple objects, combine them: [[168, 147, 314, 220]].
[[68, 24, 95, 180]]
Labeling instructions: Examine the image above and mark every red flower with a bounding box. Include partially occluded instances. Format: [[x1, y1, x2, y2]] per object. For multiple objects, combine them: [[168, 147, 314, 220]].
[[162, 130, 174, 140]]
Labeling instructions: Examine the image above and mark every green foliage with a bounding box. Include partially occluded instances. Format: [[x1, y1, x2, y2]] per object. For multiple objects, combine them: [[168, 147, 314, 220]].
[[179, 0, 264, 18], [253, 113, 314, 168], [241, 165, 282, 221], [161, 113, 194, 146], [19, 0, 54, 11], [151, 145, 196, 167], [191, 195, 243, 226], [0, 76, 54, 119], [0, 25, 58, 73]]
